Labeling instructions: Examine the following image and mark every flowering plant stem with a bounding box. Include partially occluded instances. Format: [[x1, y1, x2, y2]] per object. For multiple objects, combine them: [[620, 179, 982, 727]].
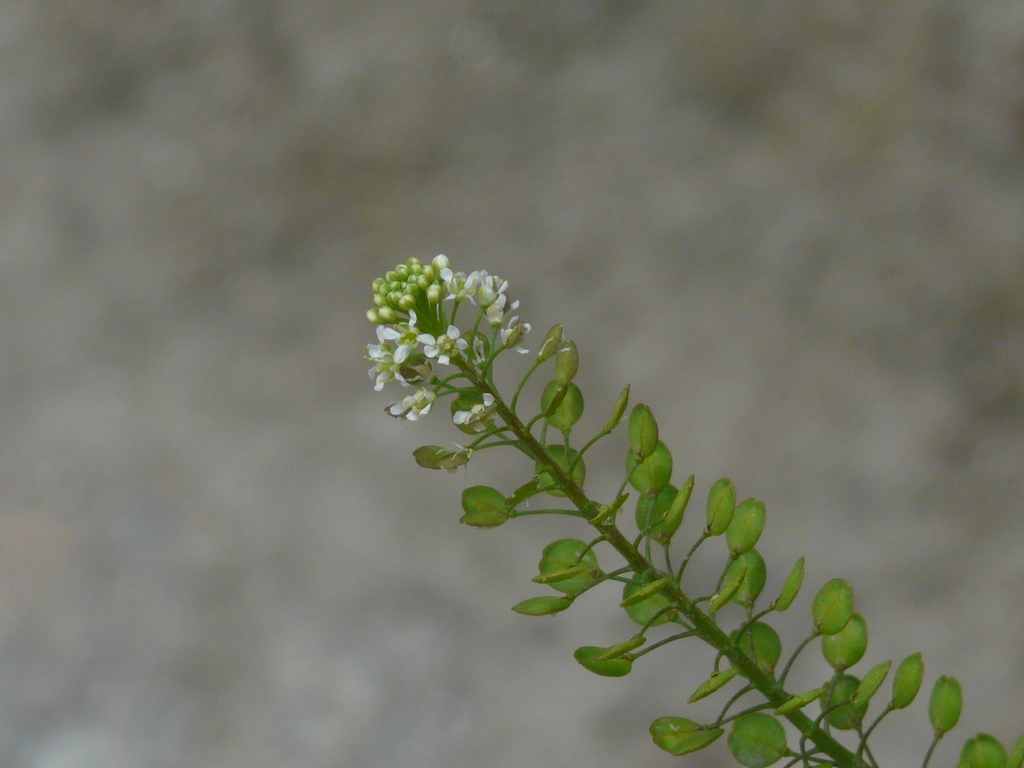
[[455, 357, 864, 768]]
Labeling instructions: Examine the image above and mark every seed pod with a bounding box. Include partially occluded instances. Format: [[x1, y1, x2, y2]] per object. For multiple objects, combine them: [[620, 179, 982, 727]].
[[590, 493, 629, 525], [724, 549, 768, 606], [536, 324, 563, 362], [540, 380, 585, 430], [689, 668, 740, 703], [626, 441, 673, 495], [622, 573, 677, 627], [821, 674, 868, 730], [604, 384, 631, 432], [535, 444, 586, 497], [636, 483, 677, 540], [460, 485, 508, 528], [1006, 734, 1024, 768], [821, 613, 868, 671], [413, 445, 449, 470], [710, 565, 746, 614], [852, 660, 891, 708], [812, 578, 854, 636], [628, 404, 659, 459], [511, 595, 573, 616], [891, 652, 925, 709], [657, 474, 694, 544], [961, 734, 1008, 768], [554, 341, 579, 384], [727, 498, 766, 557], [619, 577, 672, 608], [728, 713, 788, 768], [774, 687, 826, 716], [650, 718, 724, 756], [929, 675, 963, 736], [706, 478, 736, 536], [591, 635, 646, 660], [772, 557, 805, 612], [538, 539, 601, 597], [731, 622, 782, 674], [573, 646, 633, 677]]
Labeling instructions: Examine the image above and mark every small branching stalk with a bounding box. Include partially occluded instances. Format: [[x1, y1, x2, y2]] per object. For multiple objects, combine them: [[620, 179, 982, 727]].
[[364, 255, 1023, 768]]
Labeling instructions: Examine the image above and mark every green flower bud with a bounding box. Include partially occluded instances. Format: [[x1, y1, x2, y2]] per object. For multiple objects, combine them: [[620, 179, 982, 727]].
[[622, 572, 677, 627], [821, 674, 868, 730], [772, 557, 804, 612], [812, 578, 854, 636], [511, 595, 573, 616], [628, 403, 659, 459], [689, 667, 739, 703], [727, 498, 766, 557], [394, 264, 409, 280], [573, 646, 633, 677], [650, 717, 724, 756], [604, 384, 630, 433], [635, 483, 678, 540], [540, 381, 585, 430], [852, 660, 891, 708], [366, 308, 381, 323], [554, 341, 579, 384], [372, 277, 386, 292], [821, 612, 868, 671], [962, 735, 1008, 768], [725, 549, 768, 606], [657, 474, 694, 545], [731, 621, 782, 673], [706, 478, 736, 536], [1006, 734, 1024, 768], [536, 324, 563, 362], [398, 293, 416, 311], [728, 713, 788, 768], [378, 306, 397, 323], [460, 485, 508, 528], [774, 686, 825, 716], [426, 284, 442, 303], [929, 675, 963, 736], [385, 270, 397, 283], [535, 444, 586, 497], [537, 539, 601, 597], [626, 441, 673, 495], [891, 652, 925, 709]]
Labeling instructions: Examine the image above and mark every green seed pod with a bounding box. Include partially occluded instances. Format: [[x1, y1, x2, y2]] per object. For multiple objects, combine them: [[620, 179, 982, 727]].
[[536, 324, 563, 362], [628, 404, 659, 459], [852, 660, 891, 708], [650, 717, 724, 756], [728, 713, 788, 768], [538, 539, 601, 597], [821, 613, 868, 671], [962, 734, 1008, 768], [554, 341, 579, 384], [710, 564, 746, 614], [589, 493, 629, 525], [657, 474, 694, 545], [619, 576, 672, 608], [535, 444, 586, 497], [460, 485, 509, 528], [573, 646, 633, 677], [812, 578, 854, 636], [511, 595, 573, 616], [891, 652, 925, 709], [1006, 734, 1024, 768], [635, 483, 677, 540], [731, 621, 782, 674], [774, 686, 826, 716], [772, 557, 805, 612], [540, 380, 585, 430], [706, 478, 737, 536], [413, 445, 449, 470], [727, 498, 766, 557], [929, 675, 963, 736], [626, 441, 673, 495], [591, 635, 646, 660], [531, 564, 592, 585], [821, 674, 868, 730], [689, 667, 739, 703], [604, 384, 631, 433], [622, 573, 677, 627], [725, 549, 768, 606]]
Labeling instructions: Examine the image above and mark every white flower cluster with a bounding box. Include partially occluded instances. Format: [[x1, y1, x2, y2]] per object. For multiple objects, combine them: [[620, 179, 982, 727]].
[[365, 254, 531, 421]]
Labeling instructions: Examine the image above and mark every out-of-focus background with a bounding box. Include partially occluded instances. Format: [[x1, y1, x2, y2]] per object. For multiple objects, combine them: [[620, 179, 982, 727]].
[[1, 1, 1022, 766]]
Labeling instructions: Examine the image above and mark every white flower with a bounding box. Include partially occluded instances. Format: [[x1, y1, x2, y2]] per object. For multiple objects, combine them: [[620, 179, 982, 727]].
[[366, 326, 403, 390], [440, 268, 478, 304], [486, 295, 519, 328], [390, 310, 422, 364], [418, 325, 468, 365], [453, 393, 497, 432], [500, 315, 531, 353], [386, 388, 437, 420], [477, 273, 509, 309]]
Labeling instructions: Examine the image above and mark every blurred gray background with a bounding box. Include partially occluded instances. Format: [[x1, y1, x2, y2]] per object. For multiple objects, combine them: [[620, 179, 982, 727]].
[[1, 1, 1023, 766]]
